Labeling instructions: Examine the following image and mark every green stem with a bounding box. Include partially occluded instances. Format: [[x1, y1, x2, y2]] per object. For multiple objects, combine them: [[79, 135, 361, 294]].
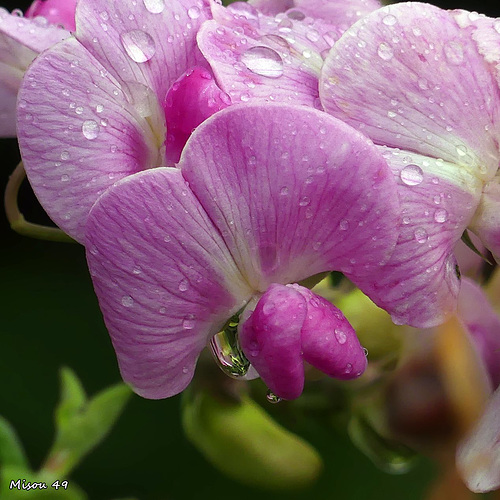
[[4, 161, 76, 243]]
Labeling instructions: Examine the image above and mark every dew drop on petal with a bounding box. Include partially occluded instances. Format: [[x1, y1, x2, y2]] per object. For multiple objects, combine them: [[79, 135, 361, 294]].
[[143, 0, 164, 13], [120, 30, 156, 63], [444, 40, 464, 65], [456, 144, 467, 157], [414, 227, 428, 243], [241, 46, 284, 78], [182, 314, 195, 330], [178, 278, 189, 291], [377, 42, 393, 60], [121, 295, 134, 307], [344, 363, 353, 374], [60, 174, 70, 182], [339, 219, 349, 231], [400, 164, 424, 186], [187, 6, 200, 19], [434, 208, 448, 223], [299, 196, 310, 207], [335, 329, 347, 344], [82, 120, 100, 140], [382, 14, 397, 25]]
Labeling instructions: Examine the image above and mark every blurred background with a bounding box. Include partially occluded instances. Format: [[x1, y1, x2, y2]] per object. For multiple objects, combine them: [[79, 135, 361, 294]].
[[1, 0, 499, 498]]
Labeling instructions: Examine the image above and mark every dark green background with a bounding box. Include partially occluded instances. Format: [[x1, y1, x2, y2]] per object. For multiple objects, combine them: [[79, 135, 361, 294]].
[[1, 0, 498, 498]]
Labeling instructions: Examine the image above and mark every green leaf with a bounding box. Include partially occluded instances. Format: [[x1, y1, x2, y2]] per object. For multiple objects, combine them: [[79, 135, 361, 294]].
[[55, 368, 87, 429], [43, 371, 132, 476], [0, 417, 29, 470]]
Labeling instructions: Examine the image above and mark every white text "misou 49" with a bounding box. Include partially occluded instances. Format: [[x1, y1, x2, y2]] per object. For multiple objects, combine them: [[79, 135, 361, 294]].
[[9, 479, 69, 491]]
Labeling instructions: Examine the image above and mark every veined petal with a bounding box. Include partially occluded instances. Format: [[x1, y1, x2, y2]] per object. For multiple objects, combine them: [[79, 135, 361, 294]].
[[457, 385, 500, 493], [354, 147, 482, 327], [470, 176, 500, 263], [197, 2, 337, 107], [17, 38, 161, 242], [26, 0, 78, 31], [179, 103, 400, 291], [75, 0, 211, 101], [458, 278, 500, 388], [319, 2, 500, 182], [85, 168, 252, 399]]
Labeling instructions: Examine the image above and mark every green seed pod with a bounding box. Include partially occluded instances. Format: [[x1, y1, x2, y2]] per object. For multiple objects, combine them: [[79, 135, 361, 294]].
[[182, 390, 322, 490]]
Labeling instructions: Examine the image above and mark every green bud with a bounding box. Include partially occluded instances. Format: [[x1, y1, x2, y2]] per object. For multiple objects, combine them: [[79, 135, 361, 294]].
[[182, 390, 322, 490]]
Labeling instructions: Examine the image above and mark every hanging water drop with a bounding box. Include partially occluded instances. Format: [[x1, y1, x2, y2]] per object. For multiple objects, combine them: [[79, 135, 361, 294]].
[[377, 42, 394, 61], [266, 390, 282, 404], [143, 0, 164, 13], [209, 313, 251, 379]]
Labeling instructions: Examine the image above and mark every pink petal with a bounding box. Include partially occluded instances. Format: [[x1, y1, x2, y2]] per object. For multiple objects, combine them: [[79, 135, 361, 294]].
[[163, 66, 231, 165], [319, 2, 500, 182], [75, 0, 211, 102], [239, 284, 306, 400], [17, 38, 161, 242], [291, 284, 367, 380], [197, 2, 338, 107], [179, 103, 401, 291], [247, 0, 294, 16], [470, 178, 500, 263], [354, 147, 483, 327], [457, 386, 500, 493], [0, 7, 69, 136], [26, 0, 78, 31], [458, 278, 500, 388], [85, 168, 252, 399]]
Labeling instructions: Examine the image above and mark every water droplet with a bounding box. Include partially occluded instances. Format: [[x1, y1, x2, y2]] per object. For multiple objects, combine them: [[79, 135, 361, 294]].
[[444, 40, 464, 65], [187, 6, 200, 19], [182, 366, 189, 374], [178, 279, 189, 291], [61, 151, 70, 160], [456, 144, 467, 157], [339, 219, 349, 231], [414, 227, 428, 243], [280, 186, 289, 196], [306, 29, 320, 42], [344, 363, 353, 374], [82, 120, 100, 140], [182, 314, 195, 330], [266, 390, 282, 404], [287, 9, 305, 20], [299, 196, 310, 207], [132, 266, 142, 275], [96, 104, 104, 113], [75, 106, 83, 115], [400, 164, 424, 186], [335, 329, 347, 344], [377, 42, 393, 61], [382, 14, 397, 26], [121, 295, 134, 307], [363, 347, 369, 357], [434, 208, 448, 223], [60, 174, 70, 182], [143, 0, 164, 13], [210, 314, 251, 379], [120, 30, 156, 63], [241, 46, 284, 79]]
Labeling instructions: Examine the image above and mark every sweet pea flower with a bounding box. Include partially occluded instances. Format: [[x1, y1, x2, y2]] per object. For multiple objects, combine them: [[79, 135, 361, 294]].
[[315, 2, 500, 327], [17, 0, 221, 242], [0, 0, 76, 136], [85, 103, 402, 400]]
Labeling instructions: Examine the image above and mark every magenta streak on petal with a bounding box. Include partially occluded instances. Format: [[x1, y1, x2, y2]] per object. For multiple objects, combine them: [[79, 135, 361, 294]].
[[239, 283, 366, 400], [163, 66, 231, 165], [26, 0, 78, 31]]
